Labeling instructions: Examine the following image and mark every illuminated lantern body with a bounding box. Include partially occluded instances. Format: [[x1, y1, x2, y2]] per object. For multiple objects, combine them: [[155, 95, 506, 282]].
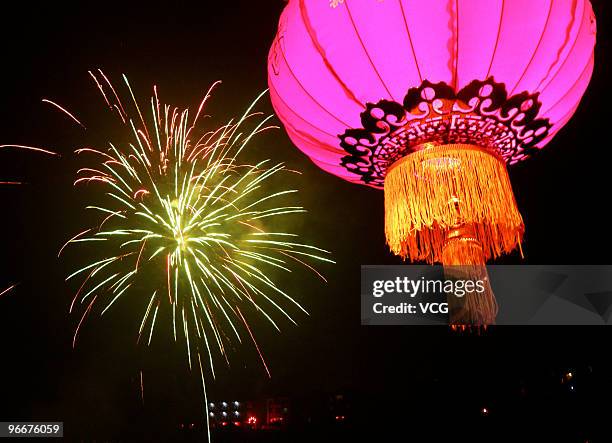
[[268, 0, 596, 324]]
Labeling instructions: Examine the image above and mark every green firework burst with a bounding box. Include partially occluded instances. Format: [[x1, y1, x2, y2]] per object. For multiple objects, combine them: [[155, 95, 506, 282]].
[[60, 74, 332, 439]]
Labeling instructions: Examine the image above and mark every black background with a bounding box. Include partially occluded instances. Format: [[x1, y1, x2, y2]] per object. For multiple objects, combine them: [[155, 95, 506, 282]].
[[0, 1, 610, 441]]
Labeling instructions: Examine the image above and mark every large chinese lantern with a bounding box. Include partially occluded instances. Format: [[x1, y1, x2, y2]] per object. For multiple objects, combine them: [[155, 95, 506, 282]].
[[268, 0, 596, 325]]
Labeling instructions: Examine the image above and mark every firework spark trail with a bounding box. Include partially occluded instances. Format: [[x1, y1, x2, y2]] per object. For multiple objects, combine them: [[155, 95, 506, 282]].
[[139, 370, 145, 405], [237, 306, 271, 378], [0, 284, 18, 299], [1, 136, 57, 300], [0, 145, 58, 156], [42, 99, 86, 128], [60, 73, 333, 442]]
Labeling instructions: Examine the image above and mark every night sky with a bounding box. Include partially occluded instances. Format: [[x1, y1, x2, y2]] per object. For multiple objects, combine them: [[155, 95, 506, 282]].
[[0, 1, 610, 441]]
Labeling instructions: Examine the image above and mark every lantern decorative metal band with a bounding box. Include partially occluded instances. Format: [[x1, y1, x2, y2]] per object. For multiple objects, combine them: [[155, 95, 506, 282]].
[[268, 0, 596, 325]]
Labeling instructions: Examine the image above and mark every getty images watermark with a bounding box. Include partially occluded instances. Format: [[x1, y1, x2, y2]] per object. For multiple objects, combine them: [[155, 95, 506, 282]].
[[361, 265, 612, 326], [372, 276, 486, 315]]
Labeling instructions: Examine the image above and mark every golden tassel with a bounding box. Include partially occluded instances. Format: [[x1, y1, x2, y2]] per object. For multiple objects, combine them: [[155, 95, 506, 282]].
[[384, 143, 523, 264], [384, 143, 522, 326]]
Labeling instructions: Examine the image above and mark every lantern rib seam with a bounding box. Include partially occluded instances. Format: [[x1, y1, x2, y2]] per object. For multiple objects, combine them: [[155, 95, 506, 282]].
[[344, 0, 396, 101], [556, 104, 579, 128], [539, 0, 588, 96], [278, 43, 353, 129], [486, 0, 505, 79], [510, 0, 555, 95], [540, 50, 593, 116], [452, 0, 459, 90], [269, 81, 339, 139], [534, 0, 581, 92], [298, 0, 365, 109], [398, 0, 423, 84], [536, 101, 580, 147]]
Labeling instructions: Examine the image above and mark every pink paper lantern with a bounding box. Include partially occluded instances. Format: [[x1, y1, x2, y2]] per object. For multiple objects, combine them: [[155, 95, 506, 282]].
[[268, 0, 596, 188], [269, 0, 597, 326]]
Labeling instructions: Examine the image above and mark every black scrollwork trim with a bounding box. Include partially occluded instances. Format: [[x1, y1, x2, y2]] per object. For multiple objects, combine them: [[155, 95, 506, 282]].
[[339, 78, 551, 187]]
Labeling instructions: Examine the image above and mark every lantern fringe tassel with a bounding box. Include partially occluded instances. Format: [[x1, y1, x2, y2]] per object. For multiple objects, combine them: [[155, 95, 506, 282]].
[[384, 144, 524, 264], [384, 144, 523, 326]]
